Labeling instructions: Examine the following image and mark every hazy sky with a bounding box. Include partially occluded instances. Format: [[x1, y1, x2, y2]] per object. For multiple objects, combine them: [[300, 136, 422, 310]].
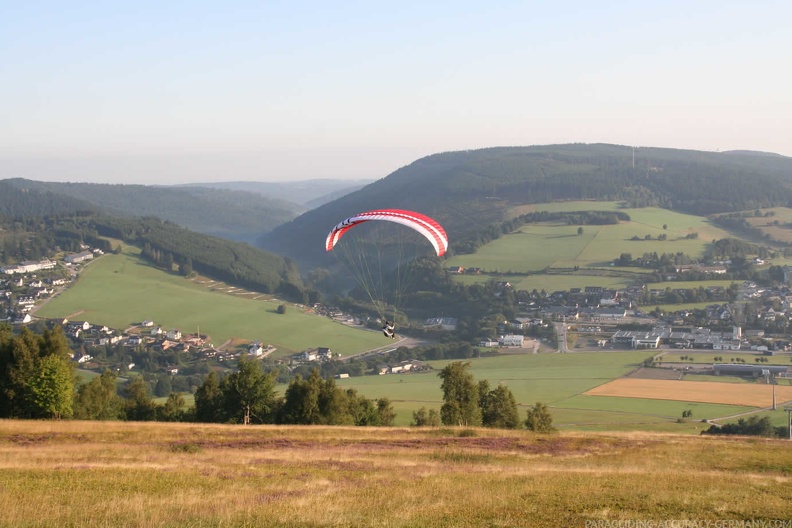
[[2, 1, 790, 184]]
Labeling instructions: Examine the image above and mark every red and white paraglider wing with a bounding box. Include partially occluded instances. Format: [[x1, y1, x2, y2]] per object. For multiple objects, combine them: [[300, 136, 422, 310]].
[[325, 209, 448, 256]]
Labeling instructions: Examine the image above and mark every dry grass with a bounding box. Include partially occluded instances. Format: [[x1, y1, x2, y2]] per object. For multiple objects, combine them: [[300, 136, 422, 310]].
[[585, 378, 792, 408], [0, 420, 791, 527]]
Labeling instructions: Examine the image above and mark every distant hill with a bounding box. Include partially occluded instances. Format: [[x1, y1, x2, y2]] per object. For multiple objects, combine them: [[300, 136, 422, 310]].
[[259, 143, 792, 270], [0, 180, 99, 218], [1, 179, 304, 244], [173, 179, 373, 207]]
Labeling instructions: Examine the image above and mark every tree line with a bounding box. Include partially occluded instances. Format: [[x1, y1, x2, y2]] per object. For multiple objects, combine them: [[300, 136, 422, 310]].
[[1, 326, 554, 432]]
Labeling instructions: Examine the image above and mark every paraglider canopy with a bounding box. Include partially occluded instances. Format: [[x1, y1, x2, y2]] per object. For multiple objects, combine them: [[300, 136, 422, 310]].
[[326, 209, 448, 257], [324, 209, 448, 334]]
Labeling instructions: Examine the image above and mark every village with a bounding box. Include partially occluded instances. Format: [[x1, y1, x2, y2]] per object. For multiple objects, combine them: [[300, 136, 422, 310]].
[[3, 248, 792, 384]]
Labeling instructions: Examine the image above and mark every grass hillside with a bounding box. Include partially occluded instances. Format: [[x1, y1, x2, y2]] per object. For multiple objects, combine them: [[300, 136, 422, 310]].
[[445, 202, 736, 290], [332, 350, 792, 431], [260, 144, 792, 270], [1, 420, 789, 527], [34, 246, 385, 356]]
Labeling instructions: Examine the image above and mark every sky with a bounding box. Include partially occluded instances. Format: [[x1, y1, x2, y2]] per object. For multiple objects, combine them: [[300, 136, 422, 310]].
[[1, 1, 791, 184]]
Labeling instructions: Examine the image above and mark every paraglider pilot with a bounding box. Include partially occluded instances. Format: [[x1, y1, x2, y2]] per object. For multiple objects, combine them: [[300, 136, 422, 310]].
[[383, 321, 396, 339]]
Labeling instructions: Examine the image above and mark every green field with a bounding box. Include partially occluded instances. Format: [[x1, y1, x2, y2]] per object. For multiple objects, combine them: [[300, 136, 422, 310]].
[[35, 246, 386, 356], [453, 272, 637, 291], [333, 351, 767, 431], [447, 204, 733, 273]]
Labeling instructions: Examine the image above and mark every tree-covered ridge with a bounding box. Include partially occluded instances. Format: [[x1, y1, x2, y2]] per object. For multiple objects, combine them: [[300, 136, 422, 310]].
[[1, 178, 304, 244], [260, 144, 792, 270], [90, 215, 304, 298], [0, 212, 306, 301], [0, 180, 98, 219]]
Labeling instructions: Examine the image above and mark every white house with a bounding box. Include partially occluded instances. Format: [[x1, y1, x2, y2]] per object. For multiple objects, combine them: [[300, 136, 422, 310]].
[[248, 341, 264, 357], [500, 334, 525, 347], [300, 350, 318, 362], [166, 329, 182, 340]]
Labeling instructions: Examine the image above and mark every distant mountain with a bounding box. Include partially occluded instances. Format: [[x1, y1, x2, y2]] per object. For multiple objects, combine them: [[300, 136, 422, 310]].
[[1, 179, 303, 244], [259, 143, 792, 271], [173, 179, 373, 207]]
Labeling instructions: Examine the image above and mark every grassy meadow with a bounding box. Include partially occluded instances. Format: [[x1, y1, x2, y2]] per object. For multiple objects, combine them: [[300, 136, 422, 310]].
[[453, 272, 637, 291], [446, 203, 733, 274], [0, 420, 790, 527], [741, 206, 792, 244], [332, 351, 782, 432], [35, 246, 385, 357]]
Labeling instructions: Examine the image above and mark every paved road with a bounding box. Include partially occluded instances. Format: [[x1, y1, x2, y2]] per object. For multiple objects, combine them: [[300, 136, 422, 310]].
[[339, 335, 433, 362], [554, 322, 569, 353]]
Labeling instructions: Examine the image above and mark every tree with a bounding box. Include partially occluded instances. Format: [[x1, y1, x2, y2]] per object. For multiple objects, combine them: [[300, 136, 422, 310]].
[[316, 376, 353, 425], [438, 362, 482, 427], [524, 401, 555, 433], [221, 356, 277, 424], [178, 257, 193, 277], [73, 370, 124, 420], [277, 304, 287, 314], [412, 407, 440, 426], [159, 392, 186, 422], [0, 326, 74, 419], [577, 227, 584, 236], [194, 371, 224, 422], [481, 384, 520, 429], [278, 371, 321, 424], [123, 375, 157, 421], [27, 354, 74, 419], [376, 398, 396, 426], [154, 376, 173, 397]]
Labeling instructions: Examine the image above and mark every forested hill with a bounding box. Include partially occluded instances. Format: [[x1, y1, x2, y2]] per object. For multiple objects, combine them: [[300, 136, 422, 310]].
[[0, 210, 306, 301], [259, 143, 792, 269], [0, 180, 99, 218], [1, 179, 304, 244], [173, 179, 373, 208]]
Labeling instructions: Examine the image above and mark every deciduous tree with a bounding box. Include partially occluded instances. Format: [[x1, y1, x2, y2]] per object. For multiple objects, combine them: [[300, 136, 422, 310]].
[[524, 401, 555, 433], [438, 362, 482, 427]]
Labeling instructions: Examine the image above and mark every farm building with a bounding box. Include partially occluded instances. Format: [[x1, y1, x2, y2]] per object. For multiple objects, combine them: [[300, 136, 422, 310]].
[[64, 251, 94, 264], [713, 364, 788, 377]]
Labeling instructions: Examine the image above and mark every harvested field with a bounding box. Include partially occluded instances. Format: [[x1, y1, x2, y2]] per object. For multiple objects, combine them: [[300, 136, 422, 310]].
[[585, 378, 792, 407]]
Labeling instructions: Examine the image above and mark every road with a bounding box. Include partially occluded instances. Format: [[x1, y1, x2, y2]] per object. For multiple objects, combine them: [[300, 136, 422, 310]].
[[339, 335, 433, 363], [554, 322, 569, 353]]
